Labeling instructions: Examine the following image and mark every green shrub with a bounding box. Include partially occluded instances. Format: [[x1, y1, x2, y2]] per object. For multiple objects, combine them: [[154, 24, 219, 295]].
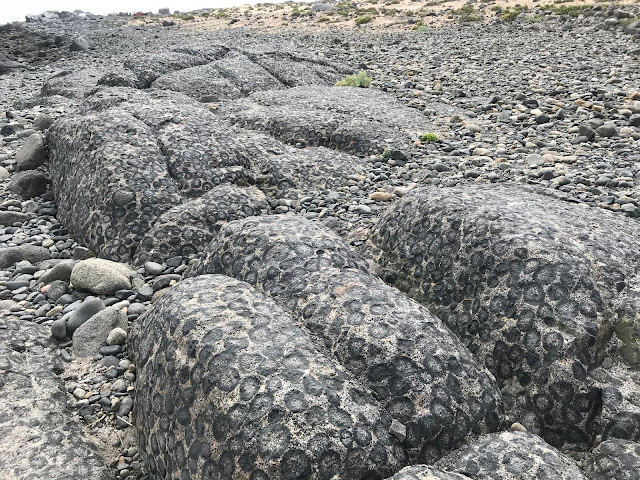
[[171, 13, 195, 20], [335, 71, 372, 88], [420, 133, 439, 142], [355, 15, 373, 24], [381, 148, 392, 159], [412, 21, 429, 30]]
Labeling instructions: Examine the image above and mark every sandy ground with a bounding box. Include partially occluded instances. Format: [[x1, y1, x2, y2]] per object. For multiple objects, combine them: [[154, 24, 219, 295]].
[[127, 0, 640, 31]]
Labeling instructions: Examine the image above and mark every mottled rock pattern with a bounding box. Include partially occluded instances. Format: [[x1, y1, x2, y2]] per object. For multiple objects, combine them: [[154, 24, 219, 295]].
[[255, 147, 368, 200], [40, 68, 104, 99], [123, 51, 209, 87], [187, 216, 505, 462], [47, 87, 255, 262], [385, 465, 471, 480], [584, 438, 640, 479], [218, 86, 433, 157], [134, 185, 271, 264], [436, 431, 587, 479], [368, 183, 640, 449], [0, 315, 113, 479], [129, 275, 407, 479]]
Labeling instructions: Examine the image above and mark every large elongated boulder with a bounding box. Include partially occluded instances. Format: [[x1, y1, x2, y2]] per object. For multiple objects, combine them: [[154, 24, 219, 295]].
[[47, 87, 255, 263], [129, 275, 407, 479], [187, 216, 505, 462], [584, 438, 640, 479], [218, 86, 433, 157], [133, 185, 271, 264], [368, 183, 640, 449], [123, 51, 209, 87]]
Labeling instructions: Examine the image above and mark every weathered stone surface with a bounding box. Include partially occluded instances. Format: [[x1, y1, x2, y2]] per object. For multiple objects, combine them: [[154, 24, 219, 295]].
[[0, 315, 113, 479], [39, 259, 76, 285], [369, 183, 640, 449], [40, 68, 104, 99], [187, 216, 505, 462], [134, 185, 271, 264], [254, 146, 368, 200], [590, 363, 640, 443], [70, 35, 92, 51], [385, 465, 470, 480], [129, 275, 407, 479], [72, 306, 127, 357], [219, 86, 432, 157], [66, 296, 105, 335], [8, 170, 49, 198], [0, 245, 50, 269], [123, 51, 209, 87], [15, 132, 45, 171], [70, 258, 132, 295], [47, 87, 259, 262], [0, 211, 29, 226], [584, 438, 640, 479], [152, 51, 284, 100], [435, 431, 587, 479]]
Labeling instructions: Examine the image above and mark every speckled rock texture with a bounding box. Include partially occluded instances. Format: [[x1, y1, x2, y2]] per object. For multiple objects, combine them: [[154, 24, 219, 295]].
[[46, 87, 254, 263], [129, 275, 407, 479], [186, 216, 505, 462], [134, 185, 271, 264], [218, 86, 433, 157], [254, 146, 368, 201], [435, 431, 587, 479], [385, 465, 470, 480], [584, 438, 640, 479], [590, 363, 640, 443], [123, 51, 210, 87], [0, 314, 113, 479], [40, 67, 105, 99], [368, 183, 640, 450]]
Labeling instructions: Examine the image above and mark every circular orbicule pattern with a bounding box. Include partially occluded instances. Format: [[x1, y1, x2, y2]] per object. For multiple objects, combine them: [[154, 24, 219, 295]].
[[253, 146, 368, 201], [133, 184, 271, 264], [217, 85, 433, 157], [367, 183, 640, 450], [435, 431, 587, 480], [584, 438, 640, 479], [384, 465, 471, 480], [129, 274, 407, 480], [186, 215, 505, 463]]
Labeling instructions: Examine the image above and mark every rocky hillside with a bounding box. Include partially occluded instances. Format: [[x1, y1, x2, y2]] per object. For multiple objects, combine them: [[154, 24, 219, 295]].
[[1, 2, 640, 479]]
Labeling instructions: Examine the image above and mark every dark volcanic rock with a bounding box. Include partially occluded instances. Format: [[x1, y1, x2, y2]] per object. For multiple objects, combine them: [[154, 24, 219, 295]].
[[0, 315, 112, 479], [435, 431, 587, 479], [584, 438, 640, 479], [134, 185, 271, 264], [385, 465, 470, 480], [129, 275, 407, 479], [255, 146, 368, 200], [218, 86, 432, 157], [47, 87, 255, 262], [369, 183, 640, 450], [187, 216, 505, 462], [7, 170, 50, 198], [123, 51, 209, 87], [0, 245, 51, 269], [15, 132, 45, 171]]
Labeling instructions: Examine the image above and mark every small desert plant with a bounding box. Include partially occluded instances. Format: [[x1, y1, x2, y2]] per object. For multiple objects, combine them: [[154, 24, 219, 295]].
[[381, 148, 393, 159], [336, 71, 372, 87], [355, 15, 373, 24], [171, 13, 195, 20], [420, 133, 439, 142], [412, 21, 429, 30]]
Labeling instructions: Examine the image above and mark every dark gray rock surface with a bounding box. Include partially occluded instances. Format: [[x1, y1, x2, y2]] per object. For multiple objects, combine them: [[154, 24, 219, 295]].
[[435, 431, 587, 479], [369, 183, 640, 450], [584, 438, 640, 479], [129, 274, 407, 479], [218, 86, 433, 157], [187, 216, 505, 462], [0, 314, 113, 479], [134, 184, 271, 264]]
